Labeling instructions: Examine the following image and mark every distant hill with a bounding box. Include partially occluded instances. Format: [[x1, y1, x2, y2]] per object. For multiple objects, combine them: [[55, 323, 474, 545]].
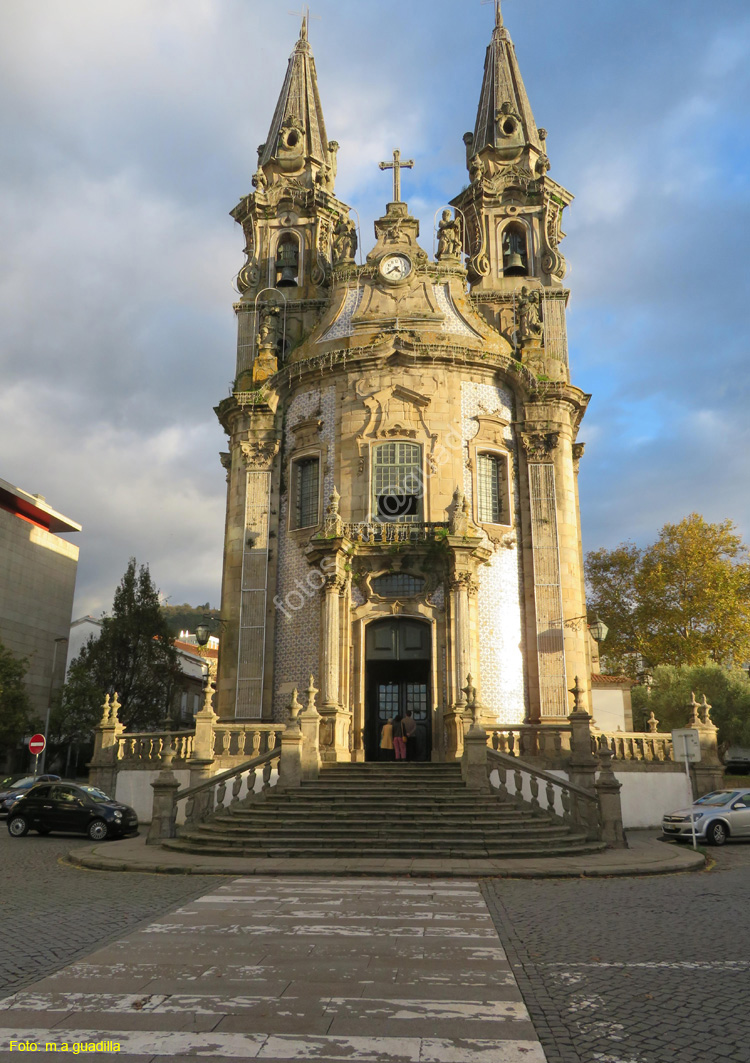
[[161, 603, 221, 638]]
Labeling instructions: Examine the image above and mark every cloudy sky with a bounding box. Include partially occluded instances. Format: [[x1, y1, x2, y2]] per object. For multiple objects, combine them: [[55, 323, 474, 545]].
[[1, 0, 749, 618]]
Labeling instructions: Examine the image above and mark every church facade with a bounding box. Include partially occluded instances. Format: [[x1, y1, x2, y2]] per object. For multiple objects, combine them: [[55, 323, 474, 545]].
[[213, 7, 593, 763]]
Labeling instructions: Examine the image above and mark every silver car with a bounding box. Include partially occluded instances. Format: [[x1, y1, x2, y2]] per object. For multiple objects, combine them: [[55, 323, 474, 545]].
[[662, 789, 750, 845]]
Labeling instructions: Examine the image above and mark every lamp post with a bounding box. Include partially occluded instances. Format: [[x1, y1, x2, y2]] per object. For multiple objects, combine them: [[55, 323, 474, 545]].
[[40, 636, 68, 774]]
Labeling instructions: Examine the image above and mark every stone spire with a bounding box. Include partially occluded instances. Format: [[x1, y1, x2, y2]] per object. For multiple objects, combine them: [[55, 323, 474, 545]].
[[469, 8, 545, 168], [257, 18, 334, 182]]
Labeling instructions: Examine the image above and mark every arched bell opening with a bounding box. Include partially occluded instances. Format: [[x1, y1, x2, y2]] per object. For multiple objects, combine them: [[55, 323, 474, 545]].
[[275, 232, 300, 288], [364, 618, 432, 762], [501, 221, 529, 277]]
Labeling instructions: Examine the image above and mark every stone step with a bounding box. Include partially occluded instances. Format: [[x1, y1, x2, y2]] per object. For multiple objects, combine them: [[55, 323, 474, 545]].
[[225, 808, 535, 823], [192, 822, 571, 841], [164, 837, 605, 859]]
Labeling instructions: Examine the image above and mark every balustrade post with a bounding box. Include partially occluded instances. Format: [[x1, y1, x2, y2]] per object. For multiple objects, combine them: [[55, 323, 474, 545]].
[[595, 741, 627, 848], [567, 676, 598, 793], [147, 743, 179, 845], [300, 675, 322, 781], [87, 693, 124, 793], [278, 689, 304, 789], [186, 678, 217, 810], [688, 694, 724, 798], [460, 675, 490, 792]]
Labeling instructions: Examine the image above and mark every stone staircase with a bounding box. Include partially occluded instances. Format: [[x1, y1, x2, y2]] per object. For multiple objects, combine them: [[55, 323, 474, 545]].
[[164, 762, 606, 860]]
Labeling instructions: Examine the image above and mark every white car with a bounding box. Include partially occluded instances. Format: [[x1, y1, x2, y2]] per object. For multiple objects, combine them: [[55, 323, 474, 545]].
[[662, 789, 750, 846]]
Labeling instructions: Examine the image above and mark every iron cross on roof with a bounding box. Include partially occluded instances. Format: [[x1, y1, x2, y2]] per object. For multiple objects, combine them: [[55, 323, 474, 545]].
[[379, 150, 415, 204]]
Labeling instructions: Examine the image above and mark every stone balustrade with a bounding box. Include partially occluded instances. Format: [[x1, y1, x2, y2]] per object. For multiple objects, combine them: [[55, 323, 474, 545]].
[[117, 731, 194, 764], [486, 748, 603, 841], [486, 724, 572, 760], [212, 723, 284, 761], [594, 730, 674, 763], [326, 520, 450, 544]]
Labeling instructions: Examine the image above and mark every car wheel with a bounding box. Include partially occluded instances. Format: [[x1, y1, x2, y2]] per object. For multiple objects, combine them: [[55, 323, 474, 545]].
[[8, 816, 29, 837], [87, 819, 109, 842], [707, 820, 728, 846]]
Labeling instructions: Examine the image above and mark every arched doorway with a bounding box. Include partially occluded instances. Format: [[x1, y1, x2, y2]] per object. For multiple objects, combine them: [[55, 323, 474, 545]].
[[365, 619, 432, 762]]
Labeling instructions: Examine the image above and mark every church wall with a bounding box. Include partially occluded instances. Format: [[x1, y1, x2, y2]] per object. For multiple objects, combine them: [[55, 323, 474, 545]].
[[272, 384, 335, 719], [461, 380, 526, 724]]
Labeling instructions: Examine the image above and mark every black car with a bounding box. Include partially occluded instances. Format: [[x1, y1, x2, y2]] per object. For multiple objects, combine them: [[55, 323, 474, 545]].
[[6, 782, 138, 841], [0, 774, 61, 816]]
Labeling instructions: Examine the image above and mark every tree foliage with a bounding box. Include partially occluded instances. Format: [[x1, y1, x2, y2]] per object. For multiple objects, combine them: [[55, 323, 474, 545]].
[[160, 602, 220, 638], [58, 559, 181, 737], [586, 514, 750, 675], [0, 640, 32, 757], [631, 664, 750, 749]]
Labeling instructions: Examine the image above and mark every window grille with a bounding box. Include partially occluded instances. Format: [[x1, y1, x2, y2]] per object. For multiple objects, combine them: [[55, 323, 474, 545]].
[[294, 457, 319, 529], [372, 573, 425, 598], [477, 452, 506, 524], [372, 442, 422, 523]]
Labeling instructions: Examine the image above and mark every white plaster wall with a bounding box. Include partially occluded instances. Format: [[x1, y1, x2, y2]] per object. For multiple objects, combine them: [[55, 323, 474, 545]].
[[461, 380, 526, 724], [273, 385, 335, 718], [115, 770, 190, 824], [616, 771, 692, 829], [591, 688, 628, 732]]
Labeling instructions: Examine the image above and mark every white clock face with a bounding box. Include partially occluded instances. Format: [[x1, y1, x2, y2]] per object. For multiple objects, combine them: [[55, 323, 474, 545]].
[[380, 254, 412, 282]]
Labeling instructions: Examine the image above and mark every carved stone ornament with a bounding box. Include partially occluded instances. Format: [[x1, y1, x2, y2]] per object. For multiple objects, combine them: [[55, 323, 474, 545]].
[[290, 416, 323, 450], [572, 442, 586, 473], [520, 431, 560, 462], [240, 439, 280, 470], [471, 413, 510, 450], [449, 572, 479, 597], [436, 209, 462, 261]]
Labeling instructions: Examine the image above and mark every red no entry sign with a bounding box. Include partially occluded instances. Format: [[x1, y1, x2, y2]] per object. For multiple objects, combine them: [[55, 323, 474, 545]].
[[29, 734, 46, 755]]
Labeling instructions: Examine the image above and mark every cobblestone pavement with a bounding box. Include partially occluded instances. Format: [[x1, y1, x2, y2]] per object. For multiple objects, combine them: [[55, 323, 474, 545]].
[[0, 831, 218, 1000], [482, 835, 750, 1063]]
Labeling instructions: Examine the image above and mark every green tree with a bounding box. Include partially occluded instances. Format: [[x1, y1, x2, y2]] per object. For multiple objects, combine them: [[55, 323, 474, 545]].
[[586, 514, 750, 675], [631, 663, 750, 749], [0, 640, 33, 760], [59, 559, 181, 736]]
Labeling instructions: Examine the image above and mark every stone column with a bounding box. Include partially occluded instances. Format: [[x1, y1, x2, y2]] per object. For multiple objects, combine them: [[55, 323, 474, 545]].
[[319, 569, 351, 763], [147, 745, 180, 845], [186, 680, 217, 819]]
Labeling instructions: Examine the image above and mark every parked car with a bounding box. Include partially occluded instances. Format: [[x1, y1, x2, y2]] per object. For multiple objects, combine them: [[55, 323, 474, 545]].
[[0, 775, 60, 816], [662, 789, 750, 845], [6, 781, 138, 841], [723, 747, 750, 774]]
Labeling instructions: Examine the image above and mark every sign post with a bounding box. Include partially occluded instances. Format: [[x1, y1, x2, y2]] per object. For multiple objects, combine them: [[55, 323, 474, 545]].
[[28, 733, 46, 778], [672, 728, 701, 849]]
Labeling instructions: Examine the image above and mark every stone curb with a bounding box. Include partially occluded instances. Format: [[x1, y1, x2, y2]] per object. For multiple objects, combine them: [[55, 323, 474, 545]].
[[65, 834, 706, 879]]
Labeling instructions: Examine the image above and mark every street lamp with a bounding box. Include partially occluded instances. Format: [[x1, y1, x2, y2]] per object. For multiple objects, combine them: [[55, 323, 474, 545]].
[[588, 614, 609, 645], [40, 636, 68, 774]]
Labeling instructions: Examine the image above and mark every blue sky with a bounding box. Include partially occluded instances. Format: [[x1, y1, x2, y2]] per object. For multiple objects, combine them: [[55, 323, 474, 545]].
[[1, 0, 749, 615]]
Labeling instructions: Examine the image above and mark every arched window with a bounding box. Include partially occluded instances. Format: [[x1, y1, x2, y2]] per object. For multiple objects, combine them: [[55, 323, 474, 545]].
[[372, 442, 423, 523], [477, 452, 509, 525], [276, 232, 300, 288], [501, 222, 529, 277]]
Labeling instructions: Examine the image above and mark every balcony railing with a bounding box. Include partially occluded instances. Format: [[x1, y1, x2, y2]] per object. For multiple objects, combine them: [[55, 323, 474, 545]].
[[324, 520, 450, 544]]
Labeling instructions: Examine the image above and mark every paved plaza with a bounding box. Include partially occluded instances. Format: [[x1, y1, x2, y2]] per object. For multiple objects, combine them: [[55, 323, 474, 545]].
[[0, 830, 749, 1061]]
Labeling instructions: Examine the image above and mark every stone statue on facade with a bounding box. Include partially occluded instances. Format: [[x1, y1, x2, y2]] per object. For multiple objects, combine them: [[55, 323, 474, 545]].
[[258, 305, 280, 349], [332, 216, 357, 265], [516, 286, 544, 345], [469, 154, 485, 185], [436, 210, 462, 261]]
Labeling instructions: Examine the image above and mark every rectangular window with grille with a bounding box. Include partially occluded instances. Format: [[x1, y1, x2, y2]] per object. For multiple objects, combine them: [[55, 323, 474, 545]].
[[477, 452, 507, 524], [372, 442, 423, 523], [293, 457, 320, 529]]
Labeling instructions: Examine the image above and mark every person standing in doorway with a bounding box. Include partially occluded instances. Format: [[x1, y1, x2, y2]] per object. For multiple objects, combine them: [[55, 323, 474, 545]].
[[402, 709, 417, 761], [392, 715, 406, 761], [380, 717, 394, 761]]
